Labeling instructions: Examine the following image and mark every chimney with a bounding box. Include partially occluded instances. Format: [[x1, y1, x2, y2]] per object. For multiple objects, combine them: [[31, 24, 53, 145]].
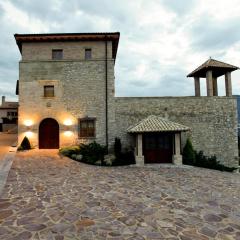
[[2, 96, 5, 105]]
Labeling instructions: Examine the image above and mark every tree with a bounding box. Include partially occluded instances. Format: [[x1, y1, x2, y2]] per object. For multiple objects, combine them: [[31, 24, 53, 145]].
[[182, 138, 195, 165], [18, 136, 31, 150], [114, 137, 122, 159]]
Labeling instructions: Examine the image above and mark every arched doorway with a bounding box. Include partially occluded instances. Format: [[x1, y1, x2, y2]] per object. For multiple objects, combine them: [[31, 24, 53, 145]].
[[39, 118, 59, 149]]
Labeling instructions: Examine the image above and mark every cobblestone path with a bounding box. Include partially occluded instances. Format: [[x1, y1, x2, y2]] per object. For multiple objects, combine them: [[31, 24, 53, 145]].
[[0, 150, 240, 239]]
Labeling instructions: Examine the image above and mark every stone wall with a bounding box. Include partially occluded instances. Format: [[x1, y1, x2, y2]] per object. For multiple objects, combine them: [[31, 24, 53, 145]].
[[114, 96, 239, 168], [2, 124, 17, 133], [18, 40, 115, 148], [21, 41, 112, 61]]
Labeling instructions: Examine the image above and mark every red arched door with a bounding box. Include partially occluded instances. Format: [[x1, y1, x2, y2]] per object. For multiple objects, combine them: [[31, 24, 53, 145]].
[[39, 118, 59, 149]]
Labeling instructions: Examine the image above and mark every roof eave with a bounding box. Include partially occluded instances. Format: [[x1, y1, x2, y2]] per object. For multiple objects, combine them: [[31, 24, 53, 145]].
[[14, 32, 120, 57], [187, 66, 239, 78], [128, 129, 190, 133]]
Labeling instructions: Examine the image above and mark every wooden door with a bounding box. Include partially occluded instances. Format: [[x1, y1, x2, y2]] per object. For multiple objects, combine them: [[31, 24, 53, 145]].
[[39, 118, 59, 149], [143, 133, 173, 163]]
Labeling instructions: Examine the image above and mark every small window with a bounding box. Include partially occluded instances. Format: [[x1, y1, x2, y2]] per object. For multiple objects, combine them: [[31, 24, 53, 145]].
[[44, 85, 54, 97], [79, 118, 95, 138], [7, 112, 17, 117], [52, 49, 63, 60], [85, 48, 92, 60]]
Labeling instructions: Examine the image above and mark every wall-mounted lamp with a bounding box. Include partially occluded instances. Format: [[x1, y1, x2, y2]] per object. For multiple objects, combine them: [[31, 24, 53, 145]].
[[26, 131, 33, 138], [24, 120, 33, 131], [63, 119, 73, 131], [24, 120, 33, 126], [64, 131, 73, 137], [63, 119, 72, 126]]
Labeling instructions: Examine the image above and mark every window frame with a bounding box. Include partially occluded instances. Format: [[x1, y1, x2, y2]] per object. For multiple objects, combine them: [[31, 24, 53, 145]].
[[78, 117, 96, 138], [7, 112, 17, 117], [85, 48, 92, 60], [44, 85, 55, 98], [52, 49, 63, 60]]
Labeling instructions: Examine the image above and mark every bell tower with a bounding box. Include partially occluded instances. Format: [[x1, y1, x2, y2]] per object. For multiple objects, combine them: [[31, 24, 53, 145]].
[[187, 58, 239, 97]]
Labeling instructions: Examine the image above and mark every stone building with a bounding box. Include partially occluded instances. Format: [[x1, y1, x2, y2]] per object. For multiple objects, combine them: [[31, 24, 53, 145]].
[[0, 96, 18, 132], [15, 32, 239, 168]]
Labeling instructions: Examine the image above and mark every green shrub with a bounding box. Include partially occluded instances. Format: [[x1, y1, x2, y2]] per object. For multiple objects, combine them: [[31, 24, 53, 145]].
[[113, 138, 135, 166], [183, 138, 195, 165], [79, 141, 107, 165], [113, 149, 135, 166], [60, 140, 135, 166], [195, 151, 237, 172], [182, 139, 237, 172], [114, 137, 122, 159], [18, 136, 31, 151], [59, 146, 80, 157]]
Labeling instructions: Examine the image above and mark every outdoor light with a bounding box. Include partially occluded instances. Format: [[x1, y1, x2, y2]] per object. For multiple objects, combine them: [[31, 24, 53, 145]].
[[63, 119, 73, 131], [26, 131, 33, 138], [64, 131, 73, 137], [63, 119, 72, 126], [24, 120, 33, 131], [24, 120, 33, 127]]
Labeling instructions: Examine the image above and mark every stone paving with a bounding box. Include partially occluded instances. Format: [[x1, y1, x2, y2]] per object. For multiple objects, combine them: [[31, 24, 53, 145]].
[[0, 150, 240, 239]]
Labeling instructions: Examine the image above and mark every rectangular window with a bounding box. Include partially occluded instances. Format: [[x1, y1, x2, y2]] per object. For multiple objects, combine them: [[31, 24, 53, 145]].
[[7, 112, 17, 117], [85, 48, 92, 60], [79, 118, 95, 138], [44, 85, 54, 97], [52, 49, 63, 60]]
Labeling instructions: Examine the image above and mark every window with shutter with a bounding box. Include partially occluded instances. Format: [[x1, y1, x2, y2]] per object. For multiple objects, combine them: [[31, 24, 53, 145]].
[[79, 118, 96, 138]]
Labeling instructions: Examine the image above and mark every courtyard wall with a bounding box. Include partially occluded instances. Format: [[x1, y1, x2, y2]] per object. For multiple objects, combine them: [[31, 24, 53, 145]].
[[115, 96, 239, 168]]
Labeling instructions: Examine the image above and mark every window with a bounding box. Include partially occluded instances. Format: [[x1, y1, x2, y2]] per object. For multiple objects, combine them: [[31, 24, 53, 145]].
[[79, 118, 95, 138], [7, 112, 17, 117], [44, 85, 54, 97], [52, 49, 63, 60], [85, 48, 92, 60]]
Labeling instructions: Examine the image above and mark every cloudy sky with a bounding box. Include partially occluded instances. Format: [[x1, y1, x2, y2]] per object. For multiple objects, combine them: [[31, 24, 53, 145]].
[[1, 0, 240, 101]]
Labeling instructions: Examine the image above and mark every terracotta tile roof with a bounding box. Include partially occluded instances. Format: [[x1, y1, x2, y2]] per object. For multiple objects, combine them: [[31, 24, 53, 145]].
[[187, 58, 239, 78], [127, 115, 190, 133]]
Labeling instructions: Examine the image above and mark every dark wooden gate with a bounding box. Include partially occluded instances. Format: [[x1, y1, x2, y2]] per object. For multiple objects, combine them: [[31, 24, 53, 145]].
[[143, 133, 173, 163], [39, 118, 59, 149]]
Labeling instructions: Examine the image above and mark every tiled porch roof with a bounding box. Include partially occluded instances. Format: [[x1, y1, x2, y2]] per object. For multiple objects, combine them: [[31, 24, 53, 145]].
[[127, 115, 190, 133], [187, 58, 238, 78]]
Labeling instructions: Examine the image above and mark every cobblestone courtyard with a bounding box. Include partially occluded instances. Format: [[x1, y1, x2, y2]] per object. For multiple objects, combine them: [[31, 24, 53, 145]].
[[0, 150, 240, 239]]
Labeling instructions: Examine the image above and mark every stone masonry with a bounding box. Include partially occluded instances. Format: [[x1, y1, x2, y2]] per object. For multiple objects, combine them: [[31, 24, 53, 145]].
[[18, 40, 115, 148], [115, 96, 239, 168], [16, 33, 239, 168]]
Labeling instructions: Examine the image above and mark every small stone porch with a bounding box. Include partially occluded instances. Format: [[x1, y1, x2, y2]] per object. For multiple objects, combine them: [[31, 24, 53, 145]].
[[127, 115, 190, 166]]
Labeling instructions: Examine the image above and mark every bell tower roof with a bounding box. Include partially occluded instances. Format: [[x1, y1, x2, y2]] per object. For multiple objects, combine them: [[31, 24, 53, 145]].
[[187, 58, 238, 78]]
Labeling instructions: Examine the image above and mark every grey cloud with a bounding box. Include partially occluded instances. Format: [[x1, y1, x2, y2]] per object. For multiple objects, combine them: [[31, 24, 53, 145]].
[[190, 16, 240, 51], [161, 0, 197, 15], [116, 63, 193, 97], [9, 0, 134, 31], [0, 0, 240, 101], [0, 4, 3, 17], [9, 0, 70, 23], [0, 87, 17, 100]]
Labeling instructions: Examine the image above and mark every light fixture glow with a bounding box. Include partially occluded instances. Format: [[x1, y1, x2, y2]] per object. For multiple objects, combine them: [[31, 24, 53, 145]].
[[64, 119, 72, 126], [26, 131, 33, 138], [24, 120, 33, 127], [64, 131, 73, 137]]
